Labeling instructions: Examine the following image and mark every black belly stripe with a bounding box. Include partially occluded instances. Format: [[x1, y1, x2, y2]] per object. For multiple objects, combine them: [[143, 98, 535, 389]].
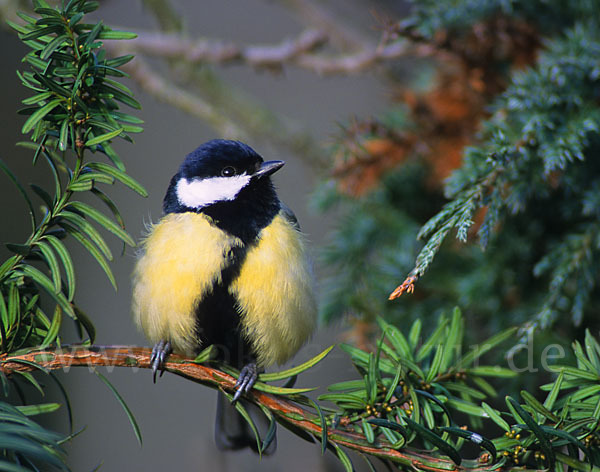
[[193, 244, 254, 367]]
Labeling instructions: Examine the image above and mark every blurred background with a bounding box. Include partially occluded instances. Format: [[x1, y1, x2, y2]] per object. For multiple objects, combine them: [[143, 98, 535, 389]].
[[0, 1, 408, 470], [3, 0, 598, 470]]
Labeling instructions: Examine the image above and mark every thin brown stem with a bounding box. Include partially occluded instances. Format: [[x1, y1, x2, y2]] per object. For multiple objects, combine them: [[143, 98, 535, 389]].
[[119, 56, 245, 138], [124, 29, 328, 69]]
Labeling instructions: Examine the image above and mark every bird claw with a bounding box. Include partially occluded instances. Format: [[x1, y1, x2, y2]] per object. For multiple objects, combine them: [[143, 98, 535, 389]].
[[150, 340, 172, 383], [232, 363, 257, 403]]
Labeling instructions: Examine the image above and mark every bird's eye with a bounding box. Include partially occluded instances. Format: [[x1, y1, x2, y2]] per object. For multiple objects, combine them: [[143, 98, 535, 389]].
[[221, 166, 236, 177]]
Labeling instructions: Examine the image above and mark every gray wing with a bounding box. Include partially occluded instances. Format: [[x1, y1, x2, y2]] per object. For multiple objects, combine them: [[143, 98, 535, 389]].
[[280, 201, 301, 231]]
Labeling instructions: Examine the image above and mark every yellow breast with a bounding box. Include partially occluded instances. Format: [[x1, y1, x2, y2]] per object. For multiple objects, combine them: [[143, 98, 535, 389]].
[[231, 212, 317, 367], [132, 212, 242, 354], [132, 210, 317, 366]]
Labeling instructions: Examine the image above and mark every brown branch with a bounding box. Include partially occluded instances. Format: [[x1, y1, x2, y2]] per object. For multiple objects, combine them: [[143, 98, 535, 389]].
[[125, 29, 328, 69], [118, 55, 247, 139], [294, 41, 408, 75], [113, 28, 412, 76], [0, 345, 538, 471]]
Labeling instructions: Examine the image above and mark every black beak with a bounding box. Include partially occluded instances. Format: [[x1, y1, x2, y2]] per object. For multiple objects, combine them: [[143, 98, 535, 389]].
[[253, 160, 285, 179]]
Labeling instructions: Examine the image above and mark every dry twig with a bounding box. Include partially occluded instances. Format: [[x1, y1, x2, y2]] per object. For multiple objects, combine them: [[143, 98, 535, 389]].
[[112, 28, 411, 75], [124, 29, 328, 69], [118, 55, 246, 138]]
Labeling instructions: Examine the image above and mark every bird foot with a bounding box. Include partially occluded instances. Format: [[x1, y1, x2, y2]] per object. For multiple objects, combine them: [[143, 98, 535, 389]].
[[232, 363, 257, 403], [150, 340, 172, 383]]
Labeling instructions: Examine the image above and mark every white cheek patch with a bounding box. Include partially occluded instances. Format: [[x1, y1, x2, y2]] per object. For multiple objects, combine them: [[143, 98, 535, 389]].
[[176, 174, 252, 209]]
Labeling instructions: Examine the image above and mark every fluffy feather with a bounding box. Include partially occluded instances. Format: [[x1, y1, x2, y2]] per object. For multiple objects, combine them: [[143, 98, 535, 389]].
[[231, 212, 317, 367], [132, 212, 242, 355], [132, 210, 316, 366]]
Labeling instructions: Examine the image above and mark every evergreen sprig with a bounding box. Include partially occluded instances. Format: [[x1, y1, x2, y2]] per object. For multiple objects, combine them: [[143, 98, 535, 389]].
[[0, 401, 67, 471], [412, 20, 600, 328], [0, 0, 144, 468], [315, 309, 600, 470], [1, 0, 144, 354]]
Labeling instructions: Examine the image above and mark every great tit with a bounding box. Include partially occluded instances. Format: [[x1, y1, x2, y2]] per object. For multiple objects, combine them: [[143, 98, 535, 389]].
[[132, 139, 317, 453]]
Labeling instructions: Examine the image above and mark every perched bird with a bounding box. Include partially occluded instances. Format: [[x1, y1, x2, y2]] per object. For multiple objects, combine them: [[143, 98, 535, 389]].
[[132, 139, 317, 452]]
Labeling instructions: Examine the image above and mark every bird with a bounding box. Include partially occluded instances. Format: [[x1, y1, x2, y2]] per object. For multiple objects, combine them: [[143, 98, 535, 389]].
[[131, 139, 317, 453]]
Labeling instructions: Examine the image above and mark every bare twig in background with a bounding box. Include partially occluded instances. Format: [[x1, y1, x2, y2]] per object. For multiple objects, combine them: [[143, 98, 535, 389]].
[[294, 40, 408, 75], [124, 29, 328, 69], [101, 15, 411, 166], [117, 28, 410, 75], [119, 55, 246, 138], [113, 52, 323, 164], [102, 22, 410, 166], [0, 346, 533, 472]]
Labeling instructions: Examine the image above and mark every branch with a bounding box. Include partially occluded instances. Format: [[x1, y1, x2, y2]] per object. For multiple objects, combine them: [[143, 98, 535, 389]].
[[294, 41, 409, 75], [117, 55, 246, 139], [125, 29, 328, 69], [114, 28, 412, 75], [0, 346, 538, 471]]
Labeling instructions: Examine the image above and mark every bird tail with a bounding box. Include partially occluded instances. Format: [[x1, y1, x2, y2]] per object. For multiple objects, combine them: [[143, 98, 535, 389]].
[[215, 391, 277, 454]]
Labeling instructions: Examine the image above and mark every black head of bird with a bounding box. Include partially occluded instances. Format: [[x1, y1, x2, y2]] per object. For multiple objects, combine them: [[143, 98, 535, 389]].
[[163, 140, 285, 243], [132, 139, 317, 454]]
